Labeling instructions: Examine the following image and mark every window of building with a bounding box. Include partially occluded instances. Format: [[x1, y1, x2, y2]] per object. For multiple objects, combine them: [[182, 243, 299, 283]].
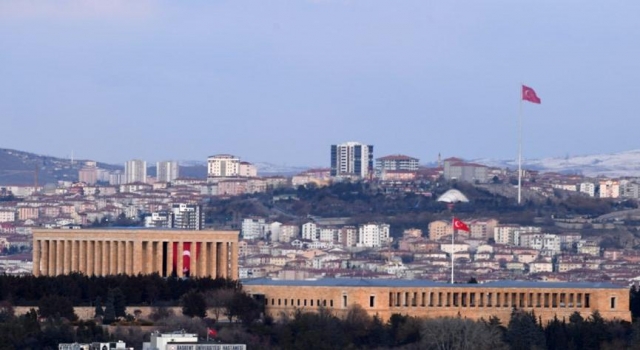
[[330, 300, 334, 307], [370, 295, 375, 308], [585, 294, 590, 308], [611, 297, 616, 309], [278, 299, 281, 306], [344, 295, 348, 308], [310, 300, 313, 306]]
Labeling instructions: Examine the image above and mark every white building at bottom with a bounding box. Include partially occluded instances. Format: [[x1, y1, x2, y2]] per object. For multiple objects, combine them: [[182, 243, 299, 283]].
[[358, 223, 391, 248]]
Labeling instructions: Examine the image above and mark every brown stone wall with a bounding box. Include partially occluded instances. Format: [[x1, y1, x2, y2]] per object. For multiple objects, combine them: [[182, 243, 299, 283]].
[[243, 284, 631, 323]]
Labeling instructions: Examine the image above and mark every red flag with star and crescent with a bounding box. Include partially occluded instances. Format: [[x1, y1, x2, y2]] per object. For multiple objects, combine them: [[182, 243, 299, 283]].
[[452, 218, 470, 232], [522, 85, 541, 104]]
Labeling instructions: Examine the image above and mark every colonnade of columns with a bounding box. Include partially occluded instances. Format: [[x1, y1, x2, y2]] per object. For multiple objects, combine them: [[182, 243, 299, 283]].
[[33, 238, 238, 279]]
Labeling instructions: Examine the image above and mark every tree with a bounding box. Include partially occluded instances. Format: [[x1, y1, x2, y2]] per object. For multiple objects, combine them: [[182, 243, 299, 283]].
[[94, 296, 104, 319], [225, 291, 260, 325], [181, 290, 207, 318], [421, 317, 507, 350], [103, 297, 116, 325], [109, 288, 127, 318], [205, 288, 234, 321], [38, 295, 77, 321], [505, 310, 545, 350]]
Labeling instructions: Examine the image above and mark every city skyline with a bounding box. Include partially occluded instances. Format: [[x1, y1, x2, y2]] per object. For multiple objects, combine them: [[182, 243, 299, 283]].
[[2, 1, 640, 166]]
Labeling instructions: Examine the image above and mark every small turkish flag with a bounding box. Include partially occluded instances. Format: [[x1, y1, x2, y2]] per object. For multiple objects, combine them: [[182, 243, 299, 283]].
[[208, 328, 217, 337], [452, 218, 470, 232], [522, 85, 541, 104]]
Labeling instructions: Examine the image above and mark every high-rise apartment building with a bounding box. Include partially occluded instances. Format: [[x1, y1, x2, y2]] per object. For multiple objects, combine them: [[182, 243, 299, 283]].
[[171, 204, 204, 230], [330, 142, 374, 179], [207, 154, 240, 177], [157, 161, 179, 183], [78, 161, 98, 185], [124, 159, 147, 184]]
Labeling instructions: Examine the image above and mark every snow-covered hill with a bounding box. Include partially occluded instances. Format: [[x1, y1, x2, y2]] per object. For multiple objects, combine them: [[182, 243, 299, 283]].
[[475, 150, 640, 178]]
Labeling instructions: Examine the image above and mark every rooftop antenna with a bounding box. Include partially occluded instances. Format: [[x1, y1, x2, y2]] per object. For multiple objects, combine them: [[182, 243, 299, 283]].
[[437, 189, 469, 284]]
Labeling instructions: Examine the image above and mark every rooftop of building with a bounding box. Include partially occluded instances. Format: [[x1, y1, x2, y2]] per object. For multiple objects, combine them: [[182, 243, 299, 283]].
[[242, 277, 626, 289]]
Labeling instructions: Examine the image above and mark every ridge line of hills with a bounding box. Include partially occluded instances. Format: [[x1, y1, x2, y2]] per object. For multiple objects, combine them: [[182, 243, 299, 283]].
[[1, 147, 640, 186]]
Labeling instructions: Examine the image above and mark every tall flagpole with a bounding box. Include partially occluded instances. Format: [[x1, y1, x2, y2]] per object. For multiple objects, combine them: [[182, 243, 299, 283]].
[[451, 217, 455, 284], [517, 84, 523, 205]]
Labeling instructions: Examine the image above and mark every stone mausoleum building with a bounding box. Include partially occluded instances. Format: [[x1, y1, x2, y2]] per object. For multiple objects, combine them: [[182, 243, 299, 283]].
[[32, 228, 239, 279], [243, 278, 631, 323]]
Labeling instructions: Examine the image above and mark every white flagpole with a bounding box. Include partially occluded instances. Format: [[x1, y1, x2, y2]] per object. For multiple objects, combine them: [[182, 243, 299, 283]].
[[517, 84, 523, 205], [451, 217, 455, 284]]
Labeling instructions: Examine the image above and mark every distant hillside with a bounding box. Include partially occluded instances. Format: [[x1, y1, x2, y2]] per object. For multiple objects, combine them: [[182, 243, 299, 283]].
[[0, 148, 309, 185], [475, 149, 640, 177], [0, 148, 119, 186]]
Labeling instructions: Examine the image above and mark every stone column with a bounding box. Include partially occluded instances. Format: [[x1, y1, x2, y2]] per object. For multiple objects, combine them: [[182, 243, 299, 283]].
[[230, 241, 238, 280], [200, 242, 208, 277], [190, 241, 197, 277], [70, 240, 78, 273], [96, 241, 101, 276], [134, 241, 143, 275], [78, 241, 85, 273], [41, 240, 48, 276], [126, 241, 133, 275], [102, 240, 109, 276], [33, 239, 41, 276], [86, 241, 93, 276], [154, 241, 163, 276], [56, 240, 64, 275], [118, 241, 125, 274], [218, 242, 228, 279], [48, 240, 56, 276], [166, 241, 174, 277], [177, 241, 184, 278], [210, 242, 217, 278], [64, 240, 72, 274], [109, 241, 117, 275]]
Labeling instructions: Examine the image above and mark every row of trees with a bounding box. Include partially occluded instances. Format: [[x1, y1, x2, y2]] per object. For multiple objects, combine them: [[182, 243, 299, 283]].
[[0, 273, 239, 306]]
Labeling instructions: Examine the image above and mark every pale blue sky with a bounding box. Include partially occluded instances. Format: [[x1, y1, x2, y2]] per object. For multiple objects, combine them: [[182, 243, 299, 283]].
[[1, 1, 639, 166]]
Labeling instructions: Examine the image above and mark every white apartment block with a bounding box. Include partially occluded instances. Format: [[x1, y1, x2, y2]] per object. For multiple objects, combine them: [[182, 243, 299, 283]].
[[599, 179, 620, 198], [519, 233, 561, 254], [319, 227, 339, 242], [494, 225, 542, 246], [242, 218, 266, 240], [124, 159, 147, 184], [440, 243, 470, 254], [207, 154, 240, 177], [279, 224, 300, 243], [579, 182, 596, 197], [302, 222, 318, 241], [156, 161, 179, 183], [266, 221, 282, 242], [358, 223, 390, 248], [0, 210, 16, 223]]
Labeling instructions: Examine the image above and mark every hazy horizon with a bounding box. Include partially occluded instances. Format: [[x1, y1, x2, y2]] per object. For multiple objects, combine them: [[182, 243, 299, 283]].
[[2, 1, 639, 166]]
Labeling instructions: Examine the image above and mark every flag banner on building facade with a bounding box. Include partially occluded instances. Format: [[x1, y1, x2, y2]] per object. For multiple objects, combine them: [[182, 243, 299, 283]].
[[452, 218, 470, 232], [522, 85, 541, 104]]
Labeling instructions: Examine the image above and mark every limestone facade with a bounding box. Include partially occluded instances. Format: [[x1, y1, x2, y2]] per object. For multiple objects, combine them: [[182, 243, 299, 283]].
[[32, 229, 239, 279], [242, 279, 631, 323]]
